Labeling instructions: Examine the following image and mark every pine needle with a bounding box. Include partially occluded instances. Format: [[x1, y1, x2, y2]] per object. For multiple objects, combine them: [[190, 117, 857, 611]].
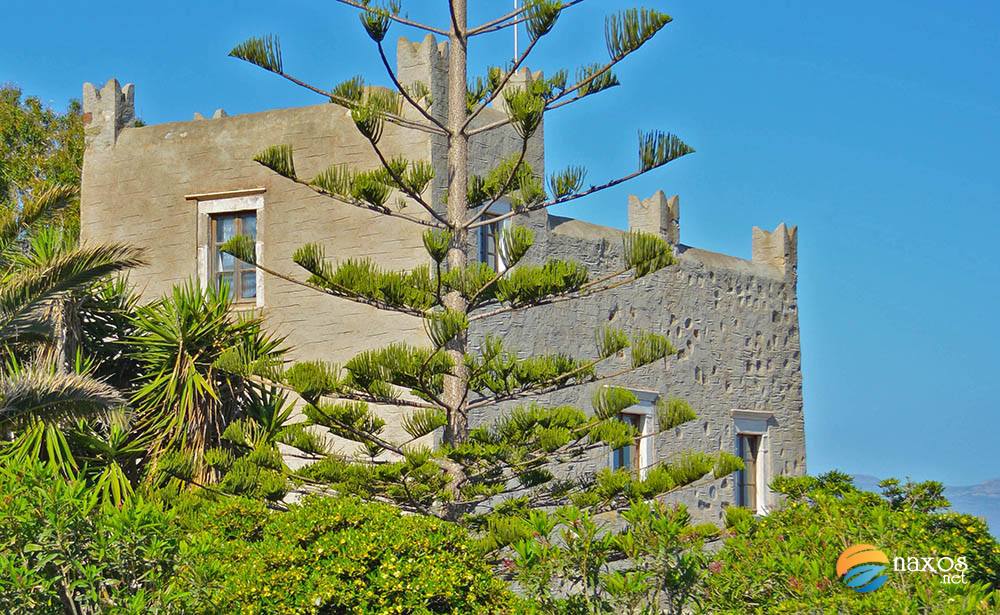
[[253, 144, 296, 179], [229, 35, 283, 73], [605, 8, 672, 61], [638, 131, 694, 172]]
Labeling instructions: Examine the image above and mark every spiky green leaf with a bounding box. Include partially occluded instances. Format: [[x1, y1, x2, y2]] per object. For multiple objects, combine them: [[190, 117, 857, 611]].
[[638, 130, 693, 172], [656, 397, 696, 430], [422, 229, 452, 264], [229, 35, 283, 73], [595, 326, 629, 359], [219, 233, 256, 265], [402, 408, 447, 439], [548, 166, 587, 199], [630, 331, 675, 368], [253, 144, 296, 179], [423, 308, 468, 348], [592, 386, 639, 420], [576, 64, 620, 97], [623, 230, 675, 277], [605, 8, 672, 61], [524, 0, 563, 41]]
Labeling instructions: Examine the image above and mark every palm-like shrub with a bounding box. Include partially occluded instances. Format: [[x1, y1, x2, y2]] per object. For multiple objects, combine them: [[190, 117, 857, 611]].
[[129, 281, 285, 484], [0, 185, 143, 482]]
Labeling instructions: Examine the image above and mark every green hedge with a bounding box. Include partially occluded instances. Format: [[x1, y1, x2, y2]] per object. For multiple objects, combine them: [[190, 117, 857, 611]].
[[170, 496, 514, 614], [0, 459, 514, 614]]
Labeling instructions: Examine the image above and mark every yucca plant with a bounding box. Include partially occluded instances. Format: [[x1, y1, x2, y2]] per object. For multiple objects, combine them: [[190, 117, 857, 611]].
[[129, 281, 285, 484]]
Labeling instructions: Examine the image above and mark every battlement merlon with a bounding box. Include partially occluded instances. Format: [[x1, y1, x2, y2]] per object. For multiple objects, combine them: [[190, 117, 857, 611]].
[[396, 35, 450, 123], [628, 191, 680, 246], [82, 79, 135, 150], [752, 223, 798, 279]]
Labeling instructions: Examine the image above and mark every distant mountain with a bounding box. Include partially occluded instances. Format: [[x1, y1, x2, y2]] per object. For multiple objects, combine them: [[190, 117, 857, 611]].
[[851, 474, 999, 537]]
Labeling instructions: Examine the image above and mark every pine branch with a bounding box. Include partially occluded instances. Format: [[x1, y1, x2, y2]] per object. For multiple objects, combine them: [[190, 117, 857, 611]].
[[462, 37, 540, 132], [315, 407, 407, 457], [229, 35, 283, 72], [467, 1, 533, 36], [468, 235, 677, 322], [468, 9, 673, 138], [249, 149, 443, 228], [460, 397, 690, 487], [638, 131, 694, 172], [467, 59, 619, 137], [605, 8, 672, 61], [466, 362, 634, 411], [333, 0, 449, 36], [359, 130, 452, 227], [253, 144, 296, 179], [376, 41, 448, 132], [229, 36, 446, 136], [468, 0, 586, 37], [467, 137, 693, 231], [222, 252, 427, 318], [464, 138, 529, 228]]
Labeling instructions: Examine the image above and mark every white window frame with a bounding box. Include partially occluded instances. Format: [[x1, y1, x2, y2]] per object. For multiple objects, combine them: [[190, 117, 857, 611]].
[[731, 409, 774, 514], [607, 389, 658, 480], [189, 189, 265, 308], [477, 201, 512, 273]]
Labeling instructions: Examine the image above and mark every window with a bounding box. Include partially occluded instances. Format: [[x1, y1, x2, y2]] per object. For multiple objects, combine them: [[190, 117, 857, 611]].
[[478, 214, 502, 271], [190, 189, 264, 308], [731, 409, 773, 514], [736, 433, 761, 511], [612, 412, 644, 474], [607, 390, 657, 479], [211, 211, 257, 303]]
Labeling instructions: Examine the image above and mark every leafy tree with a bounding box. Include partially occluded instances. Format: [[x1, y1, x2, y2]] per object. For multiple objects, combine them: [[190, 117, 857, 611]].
[[0, 85, 83, 231], [223, 0, 741, 523], [0, 456, 515, 613], [0, 85, 146, 498], [700, 472, 1000, 613]]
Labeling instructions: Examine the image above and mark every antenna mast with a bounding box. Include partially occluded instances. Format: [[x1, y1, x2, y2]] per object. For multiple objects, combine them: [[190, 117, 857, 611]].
[[513, 0, 520, 61]]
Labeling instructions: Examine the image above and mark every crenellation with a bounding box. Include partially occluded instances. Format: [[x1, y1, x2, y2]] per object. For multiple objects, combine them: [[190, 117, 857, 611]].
[[628, 191, 681, 245], [752, 223, 798, 279], [82, 79, 135, 150]]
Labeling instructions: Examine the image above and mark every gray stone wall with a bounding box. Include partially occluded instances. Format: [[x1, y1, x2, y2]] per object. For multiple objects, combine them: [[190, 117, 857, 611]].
[[468, 214, 805, 522]]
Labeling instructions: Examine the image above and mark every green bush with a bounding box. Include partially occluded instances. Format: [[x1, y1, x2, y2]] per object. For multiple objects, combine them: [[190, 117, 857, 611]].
[[0, 458, 514, 614], [0, 459, 182, 613], [169, 495, 515, 614], [700, 472, 1000, 613]]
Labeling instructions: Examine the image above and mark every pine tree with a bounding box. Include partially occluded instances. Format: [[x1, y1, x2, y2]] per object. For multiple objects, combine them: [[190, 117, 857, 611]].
[[223, 1, 742, 520]]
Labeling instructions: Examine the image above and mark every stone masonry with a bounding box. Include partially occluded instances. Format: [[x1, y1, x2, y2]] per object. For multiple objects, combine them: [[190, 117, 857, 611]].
[[80, 36, 805, 523]]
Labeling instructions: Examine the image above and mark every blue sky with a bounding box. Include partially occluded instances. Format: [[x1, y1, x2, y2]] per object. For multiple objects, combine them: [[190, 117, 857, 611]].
[[3, 1, 998, 485]]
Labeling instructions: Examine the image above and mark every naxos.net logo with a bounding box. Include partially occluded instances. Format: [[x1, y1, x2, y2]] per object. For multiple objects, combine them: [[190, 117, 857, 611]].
[[836, 544, 890, 593]]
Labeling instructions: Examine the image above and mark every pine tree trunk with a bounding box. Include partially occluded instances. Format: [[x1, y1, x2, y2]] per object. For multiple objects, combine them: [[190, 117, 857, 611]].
[[442, 0, 470, 446]]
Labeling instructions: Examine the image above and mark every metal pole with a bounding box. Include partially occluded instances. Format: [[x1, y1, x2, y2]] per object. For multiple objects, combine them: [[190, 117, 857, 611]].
[[513, 0, 519, 61]]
